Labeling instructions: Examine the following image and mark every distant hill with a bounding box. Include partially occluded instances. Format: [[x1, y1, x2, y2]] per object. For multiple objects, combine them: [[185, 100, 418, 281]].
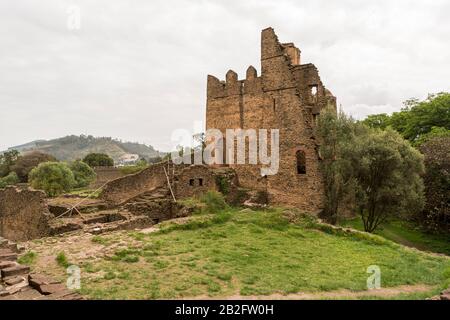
[[6, 135, 162, 162]]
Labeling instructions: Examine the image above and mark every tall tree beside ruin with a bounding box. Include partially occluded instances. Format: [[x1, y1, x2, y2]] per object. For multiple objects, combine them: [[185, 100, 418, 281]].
[[318, 109, 426, 232], [316, 106, 357, 224], [348, 129, 425, 232]]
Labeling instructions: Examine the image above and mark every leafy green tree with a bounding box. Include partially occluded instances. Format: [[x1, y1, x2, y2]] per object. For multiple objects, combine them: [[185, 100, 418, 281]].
[[69, 160, 96, 188], [317, 106, 359, 224], [0, 149, 20, 177], [348, 129, 425, 232], [82, 153, 114, 167], [318, 108, 425, 232], [0, 172, 19, 188], [361, 113, 390, 130], [362, 93, 450, 147], [29, 162, 76, 197], [415, 126, 450, 146], [418, 137, 450, 232], [11, 151, 56, 182]]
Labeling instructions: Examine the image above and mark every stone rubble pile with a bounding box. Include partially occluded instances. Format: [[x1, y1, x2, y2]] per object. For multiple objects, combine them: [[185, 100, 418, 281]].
[[0, 236, 83, 300]]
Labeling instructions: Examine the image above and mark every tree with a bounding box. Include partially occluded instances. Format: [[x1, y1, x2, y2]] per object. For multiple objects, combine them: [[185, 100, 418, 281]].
[[418, 136, 450, 232], [362, 92, 450, 147], [0, 149, 20, 177], [69, 160, 96, 188], [82, 153, 114, 167], [318, 109, 425, 232], [362, 113, 390, 130], [0, 172, 19, 188], [11, 151, 56, 182], [29, 162, 76, 197], [317, 106, 359, 224], [349, 129, 425, 232]]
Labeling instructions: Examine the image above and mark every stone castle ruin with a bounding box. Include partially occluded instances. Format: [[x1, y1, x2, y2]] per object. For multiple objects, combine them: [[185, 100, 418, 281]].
[[0, 28, 336, 243], [206, 27, 336, 212]]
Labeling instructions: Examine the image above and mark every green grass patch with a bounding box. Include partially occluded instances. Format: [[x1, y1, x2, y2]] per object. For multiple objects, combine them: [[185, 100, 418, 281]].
[[18, 251, 37, 265], [341, 218, 450, 255], [77, 209, 450, 300], [56, 251, 70, 268]]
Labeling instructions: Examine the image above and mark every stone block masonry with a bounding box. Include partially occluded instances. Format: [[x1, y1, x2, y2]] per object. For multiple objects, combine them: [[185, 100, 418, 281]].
[[206, 27, 337, 213], [0, 186, 53, 241]]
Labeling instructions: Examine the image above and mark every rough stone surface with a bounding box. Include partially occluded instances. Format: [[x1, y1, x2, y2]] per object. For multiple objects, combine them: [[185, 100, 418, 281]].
[[0, 237, 83, 300], [89, 166, 126, 189], [206, 28, 336, 212], [0, 186, 53, 241]]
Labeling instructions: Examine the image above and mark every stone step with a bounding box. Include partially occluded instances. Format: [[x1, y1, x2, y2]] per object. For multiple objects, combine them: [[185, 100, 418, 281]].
[[0, 252, 18, 262], [4, 276, 26, 286], [37, 283, 67, 295], [0, 261, 17, 270], [1, 265, 30, 278]]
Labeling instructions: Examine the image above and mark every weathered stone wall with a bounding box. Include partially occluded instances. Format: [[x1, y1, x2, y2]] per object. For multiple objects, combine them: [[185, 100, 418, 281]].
[[89, 167, 126, 189], [100, 162, 169, 205], [0, 187, 52, 241], [174, 165, 217, 198], [206, 27, 337, 213]]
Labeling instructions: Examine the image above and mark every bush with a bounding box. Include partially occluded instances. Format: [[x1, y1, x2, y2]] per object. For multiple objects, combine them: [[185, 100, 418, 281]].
[[11, 151, 56, 182], [0, 172, 19, 188], [200, 191, 229, 214], [82, 153, 114, 167], [29, 162, 76, 197], [69, 160, 96, 188], [215, 176, 230, 195]]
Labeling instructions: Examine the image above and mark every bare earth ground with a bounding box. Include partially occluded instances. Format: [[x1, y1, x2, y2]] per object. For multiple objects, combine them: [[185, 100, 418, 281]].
[[185, 284, 435, 300]]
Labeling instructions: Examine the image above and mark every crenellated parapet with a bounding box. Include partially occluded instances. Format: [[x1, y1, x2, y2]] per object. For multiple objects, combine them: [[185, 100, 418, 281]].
[[207, 66, 264, 99]]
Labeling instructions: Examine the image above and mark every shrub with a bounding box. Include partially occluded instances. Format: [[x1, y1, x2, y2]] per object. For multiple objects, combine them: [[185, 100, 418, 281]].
[[82, 153, 114, 167], [200, 191, 229, 214], [215, 176, 230, 195], [69, 160, 96, 188], [29, 162, 76, 197], [0, 172, 19, 188]]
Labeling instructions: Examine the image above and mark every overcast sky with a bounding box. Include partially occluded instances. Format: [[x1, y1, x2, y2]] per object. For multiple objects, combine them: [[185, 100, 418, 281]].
[[1, 0, 449, 152]]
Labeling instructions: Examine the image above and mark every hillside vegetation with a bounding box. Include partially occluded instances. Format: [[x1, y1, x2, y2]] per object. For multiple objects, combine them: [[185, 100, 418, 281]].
[[6, 135, 160, 162]]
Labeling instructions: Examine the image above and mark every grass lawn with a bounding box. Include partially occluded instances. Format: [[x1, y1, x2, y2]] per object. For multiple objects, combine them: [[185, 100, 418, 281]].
[[340, 218, 450, 256], [60, 208, 450, 300]]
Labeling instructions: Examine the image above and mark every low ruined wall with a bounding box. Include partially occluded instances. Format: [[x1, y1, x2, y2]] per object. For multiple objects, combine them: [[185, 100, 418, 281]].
[[174, 165, 217, 199], [0, 186, 52, 241], [100, 162, 168, 205], [89, 166, 126, 189]]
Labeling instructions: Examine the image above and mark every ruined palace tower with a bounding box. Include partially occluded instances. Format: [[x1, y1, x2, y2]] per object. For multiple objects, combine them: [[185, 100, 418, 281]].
[[206, 28, 336, 212]]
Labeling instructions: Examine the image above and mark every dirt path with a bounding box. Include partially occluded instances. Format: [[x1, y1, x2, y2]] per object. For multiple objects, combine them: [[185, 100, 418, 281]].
[[184, 284, 436, 300]]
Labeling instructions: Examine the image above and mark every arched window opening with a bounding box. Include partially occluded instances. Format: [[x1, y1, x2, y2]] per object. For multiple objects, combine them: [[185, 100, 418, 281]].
[[296, 150, 306, 174]]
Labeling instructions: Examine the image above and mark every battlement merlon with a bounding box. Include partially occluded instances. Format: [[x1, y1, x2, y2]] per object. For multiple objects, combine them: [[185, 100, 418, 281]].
[[207, 27, 335, 109]]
